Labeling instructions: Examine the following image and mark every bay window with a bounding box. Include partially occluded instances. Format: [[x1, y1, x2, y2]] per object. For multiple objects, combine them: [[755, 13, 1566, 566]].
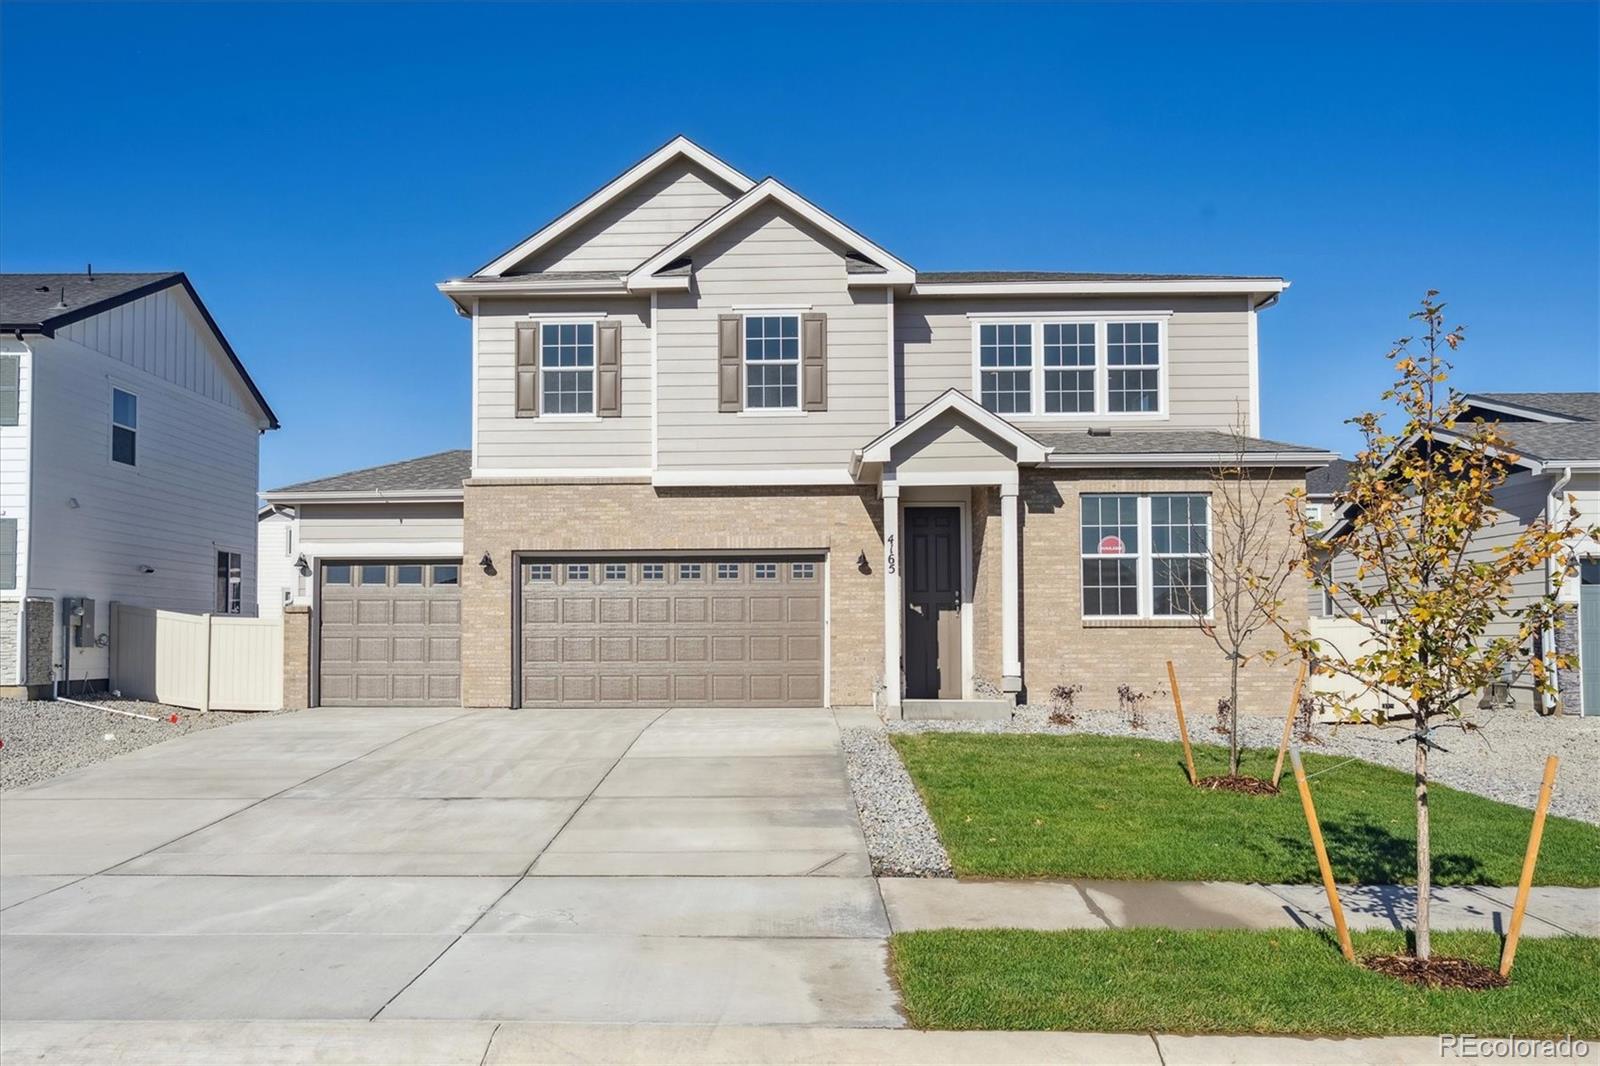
[[1081, 493, 1209, 619]]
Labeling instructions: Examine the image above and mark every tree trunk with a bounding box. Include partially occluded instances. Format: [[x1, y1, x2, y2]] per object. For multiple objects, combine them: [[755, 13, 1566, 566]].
[[1229, 654, 1241, 777], [1415, 733, 1432, 961]]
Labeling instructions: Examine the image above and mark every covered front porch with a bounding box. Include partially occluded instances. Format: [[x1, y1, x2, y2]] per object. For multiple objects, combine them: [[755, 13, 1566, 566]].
[[852, 390, 1052, 715]]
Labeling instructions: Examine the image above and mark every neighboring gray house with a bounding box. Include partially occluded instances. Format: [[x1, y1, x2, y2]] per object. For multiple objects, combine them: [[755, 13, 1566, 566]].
[[262, 136, 1336, 714], [1315, 392, 1600, 715], [0, 272, 278, 697]]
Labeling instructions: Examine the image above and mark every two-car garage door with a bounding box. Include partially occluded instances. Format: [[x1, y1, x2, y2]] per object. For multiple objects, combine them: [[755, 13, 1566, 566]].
[[518, 555, 824, 707], [319, 561, 461, 706]]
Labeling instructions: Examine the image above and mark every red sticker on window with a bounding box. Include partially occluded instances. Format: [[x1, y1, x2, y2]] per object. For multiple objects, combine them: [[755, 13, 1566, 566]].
[[1098, 535, 1126, 555]]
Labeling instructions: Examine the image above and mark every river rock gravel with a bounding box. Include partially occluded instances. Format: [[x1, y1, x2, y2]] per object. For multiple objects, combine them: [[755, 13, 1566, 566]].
[[0, 697, 294, 792], [841, 726, 952, 877]]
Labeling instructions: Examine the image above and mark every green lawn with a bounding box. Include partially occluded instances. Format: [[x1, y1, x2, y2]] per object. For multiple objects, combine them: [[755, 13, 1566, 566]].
[[890, 929, 1600, 1036], [890, 733, 1600, 884]]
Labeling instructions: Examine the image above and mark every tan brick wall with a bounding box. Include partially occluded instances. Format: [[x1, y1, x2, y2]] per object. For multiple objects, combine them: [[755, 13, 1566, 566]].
[[460, 481, 886, 708], [972, 469, 1309, 716], [282, 605, 310, 710]]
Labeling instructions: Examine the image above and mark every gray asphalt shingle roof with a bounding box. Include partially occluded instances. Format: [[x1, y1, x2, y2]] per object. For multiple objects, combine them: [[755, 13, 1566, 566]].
[[1468, 392, 1600, 423], [1031, 429, 1330, 457], [1306, 458, 1352, 496], [916, 271, 1284, 284], [1461, 391, 1599, 462], [1, 272, 182, 331], [269, 449, 470, 495]]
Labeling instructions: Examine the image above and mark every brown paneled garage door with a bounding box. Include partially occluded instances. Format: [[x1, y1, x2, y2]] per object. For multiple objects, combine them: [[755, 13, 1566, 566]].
[[519, 555, 824, 707], [319, 561, 462, 706]]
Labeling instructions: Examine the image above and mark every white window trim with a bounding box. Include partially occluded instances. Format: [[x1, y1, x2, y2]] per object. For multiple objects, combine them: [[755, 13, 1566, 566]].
[[968, 314, 1171, 421], [1080, 493, 1211, 621], [110, 384, 139, 468], [741, 312, 803, 413], [538, 318, 601, 418]]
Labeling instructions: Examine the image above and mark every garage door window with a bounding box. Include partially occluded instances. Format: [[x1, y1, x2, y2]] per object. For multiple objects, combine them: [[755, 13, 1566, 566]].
[[605, 563, 628, 580], [679, 562, 702, 580], [325, 564, 351, 584], [361, 564, 388, 585], [642, 563, 665, 580], [792, 562, 816, 579], [566, 563, 590, 582], [717, 562, 740, 579], [433, 565, 459, 585], [396, 565, 424, 585], [755, 562, 778, 580], [527, 563, 552, 582]]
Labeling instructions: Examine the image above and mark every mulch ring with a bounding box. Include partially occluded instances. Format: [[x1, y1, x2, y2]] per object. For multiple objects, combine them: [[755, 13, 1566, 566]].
[[1363, 953, 1508, 990], [1195, 773, 1280, 796]]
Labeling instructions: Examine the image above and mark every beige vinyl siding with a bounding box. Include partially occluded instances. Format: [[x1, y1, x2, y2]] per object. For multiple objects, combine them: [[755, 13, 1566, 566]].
[[509, 158, 743, 275], [0, 341, 31, 600], [655, 202, 892, 472], [891, 414, 1018, 476], [296, 502, 464, 547], [474, 296, 652, 472], [896, 294, 1252, 429]]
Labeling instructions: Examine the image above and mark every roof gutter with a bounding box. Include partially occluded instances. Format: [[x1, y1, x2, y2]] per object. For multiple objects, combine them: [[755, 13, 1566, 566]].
[[1042, 450, 1339, 469], [259, 488, 464, 505]]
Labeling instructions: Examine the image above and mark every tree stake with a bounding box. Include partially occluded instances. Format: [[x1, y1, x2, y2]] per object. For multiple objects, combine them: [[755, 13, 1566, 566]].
[[1166, 660, 1197, 786], [1291, 747, 1354, 961], [1500, 755, 1559, 977], [1272, 662, 1307, 789]]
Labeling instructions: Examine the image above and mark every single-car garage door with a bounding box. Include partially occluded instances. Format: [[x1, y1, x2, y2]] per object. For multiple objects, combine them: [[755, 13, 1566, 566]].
[[519, 555, 824, 707], [319, 561, 462, 706]]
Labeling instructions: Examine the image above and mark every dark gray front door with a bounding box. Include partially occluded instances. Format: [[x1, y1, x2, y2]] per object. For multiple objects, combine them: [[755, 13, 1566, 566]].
[[319, 561, 462, 706], [519, 556, 825, 707], [904, 507, 962, 699]]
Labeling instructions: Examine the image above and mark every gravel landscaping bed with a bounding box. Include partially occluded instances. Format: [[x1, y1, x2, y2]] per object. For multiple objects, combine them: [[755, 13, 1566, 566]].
[[845, 704, 1599, 877], [0, 696, 294, 791], [842, 726, 952, 877]]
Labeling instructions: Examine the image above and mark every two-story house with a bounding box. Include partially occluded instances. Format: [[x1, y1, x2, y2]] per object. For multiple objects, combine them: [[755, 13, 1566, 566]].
[[263, 137, 1334, 714], [1, 272, 278, 697]]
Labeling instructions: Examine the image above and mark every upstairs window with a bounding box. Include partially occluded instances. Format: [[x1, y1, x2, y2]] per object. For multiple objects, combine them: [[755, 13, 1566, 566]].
[[978, 323, 1032, 414], [744, 315, 800, 410], [1106, 321, 1162, 412], [215, 550, 243, 614], [112, 388, 138, 466], [541, 323, 595, 415], [1044, 323, 1096, 413]]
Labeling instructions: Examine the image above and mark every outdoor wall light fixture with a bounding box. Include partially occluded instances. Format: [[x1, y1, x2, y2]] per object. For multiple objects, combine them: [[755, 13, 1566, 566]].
[[856, 550, 871, 575], [479, 551, 496, 576], [294, 554, 311, 577]]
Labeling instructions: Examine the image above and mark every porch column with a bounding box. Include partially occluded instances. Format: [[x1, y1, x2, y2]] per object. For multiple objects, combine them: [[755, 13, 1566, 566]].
[[1001, 483, 1022, 695], [882, 481, 901, 710]]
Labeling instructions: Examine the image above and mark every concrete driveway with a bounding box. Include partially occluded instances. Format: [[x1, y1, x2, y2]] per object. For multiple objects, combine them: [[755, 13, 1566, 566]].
[[0, 706, 900, 1027]]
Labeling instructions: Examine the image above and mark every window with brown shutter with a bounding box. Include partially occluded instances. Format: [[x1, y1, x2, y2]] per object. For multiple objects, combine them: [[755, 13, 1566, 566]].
[[802, 312, 827, 412], [717, 314, 743, 412], [596, 320, 622, 417], [515, 321, 539, 418]]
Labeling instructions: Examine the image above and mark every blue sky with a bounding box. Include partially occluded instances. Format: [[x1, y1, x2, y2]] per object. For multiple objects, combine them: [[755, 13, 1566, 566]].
[[3, 2, 1596, 491]]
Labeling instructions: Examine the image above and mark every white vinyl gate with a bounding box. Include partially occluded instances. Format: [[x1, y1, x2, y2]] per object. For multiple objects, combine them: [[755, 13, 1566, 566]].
[[110, 602, 283, 711]]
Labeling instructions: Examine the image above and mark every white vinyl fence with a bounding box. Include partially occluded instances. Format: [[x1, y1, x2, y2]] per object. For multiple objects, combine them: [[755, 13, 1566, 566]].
[[110, 602, 283, 711], [1307, 616, 1400, 714]]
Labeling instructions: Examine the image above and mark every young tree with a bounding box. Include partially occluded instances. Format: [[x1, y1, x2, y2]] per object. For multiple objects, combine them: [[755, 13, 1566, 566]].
[[1280, 293, 1590, 962], [1194, 420, 1299, 778]]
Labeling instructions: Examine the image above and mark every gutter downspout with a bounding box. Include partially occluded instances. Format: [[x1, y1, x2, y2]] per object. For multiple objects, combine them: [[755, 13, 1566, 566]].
[[1544, 465, 1574, 714]]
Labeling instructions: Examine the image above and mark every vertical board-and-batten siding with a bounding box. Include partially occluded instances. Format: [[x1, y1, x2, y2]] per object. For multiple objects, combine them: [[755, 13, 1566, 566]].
[[655, 202, 892, 471], [475, 297, 652, 471], [23, 288, 262, 682], [508, 158, 743, 275], [1, 341, 32, 599], [895, 295, 1254, 429]]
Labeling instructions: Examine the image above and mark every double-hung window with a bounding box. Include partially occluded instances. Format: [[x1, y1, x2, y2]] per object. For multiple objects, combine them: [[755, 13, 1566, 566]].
[[112, 388, 138, 466], [215, 550, 243, 614], [974, 317, 1165, 417], [1080, 493, 1209, 619], [541, 323, 595, 415], [744, 315, 799, 410], [977, 323, 1032, 413]]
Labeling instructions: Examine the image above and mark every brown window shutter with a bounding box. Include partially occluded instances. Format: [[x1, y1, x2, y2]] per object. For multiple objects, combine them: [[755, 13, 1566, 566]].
[[516, 321, 539, 418], [802, 313, 827, 412], [717, 314, 743, 413], [596, 320, 622, 417]]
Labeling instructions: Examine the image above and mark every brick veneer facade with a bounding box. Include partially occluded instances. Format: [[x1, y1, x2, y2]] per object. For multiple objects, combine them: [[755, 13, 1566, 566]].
[[460, 479, 886, 708], [972, 469, 1309, 716], [281, 605, 310, 710]]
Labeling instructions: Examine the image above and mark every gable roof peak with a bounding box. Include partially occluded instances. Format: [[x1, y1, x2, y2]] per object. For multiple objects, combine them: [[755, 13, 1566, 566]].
[[473, 136, 754, 278]]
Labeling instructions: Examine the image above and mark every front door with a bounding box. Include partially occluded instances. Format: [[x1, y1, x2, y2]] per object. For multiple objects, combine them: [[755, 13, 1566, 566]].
[[904, 507, 962, 699]]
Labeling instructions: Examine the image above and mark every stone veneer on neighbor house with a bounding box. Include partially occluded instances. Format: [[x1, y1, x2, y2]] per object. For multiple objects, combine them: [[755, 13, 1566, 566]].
[[973, 470, 1309, 715], [460, 480, 887, 708]]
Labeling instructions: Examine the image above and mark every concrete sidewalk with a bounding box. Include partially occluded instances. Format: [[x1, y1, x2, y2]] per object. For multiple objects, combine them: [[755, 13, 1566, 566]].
[[880, 878, 1600, 936], [0, 1020, 1513, 1065]]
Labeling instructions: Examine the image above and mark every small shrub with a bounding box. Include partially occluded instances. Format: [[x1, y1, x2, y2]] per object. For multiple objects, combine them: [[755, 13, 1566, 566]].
[[1117, 684, 1153, 731], [1213, 697, 1233, 736], [1047, 683, 1082, 726]]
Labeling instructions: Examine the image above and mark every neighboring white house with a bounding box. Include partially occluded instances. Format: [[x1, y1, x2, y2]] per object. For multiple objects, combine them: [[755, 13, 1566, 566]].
[[0, 271, 279, 697], [256, 505, 298, 620]]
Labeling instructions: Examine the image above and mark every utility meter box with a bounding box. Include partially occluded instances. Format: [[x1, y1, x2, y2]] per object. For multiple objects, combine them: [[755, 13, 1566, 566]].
[[62, 596, 95, 648]]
